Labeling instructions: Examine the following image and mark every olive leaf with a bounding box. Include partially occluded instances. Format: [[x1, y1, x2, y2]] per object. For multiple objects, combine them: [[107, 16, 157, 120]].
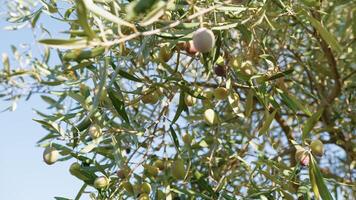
[[302, 108, 324, 141], [309, 155, 334, 200]]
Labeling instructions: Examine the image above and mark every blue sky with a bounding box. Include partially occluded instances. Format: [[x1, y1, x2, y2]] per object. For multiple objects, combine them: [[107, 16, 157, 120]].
[[0, 8, 83, 200]]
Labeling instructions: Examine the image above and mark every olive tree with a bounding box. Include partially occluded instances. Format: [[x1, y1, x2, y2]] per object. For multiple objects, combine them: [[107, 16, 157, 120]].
[[1, 0, 355, 199]]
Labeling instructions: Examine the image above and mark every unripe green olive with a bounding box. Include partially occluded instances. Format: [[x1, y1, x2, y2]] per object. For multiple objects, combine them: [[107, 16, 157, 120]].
[[214, 87, 228, 100], [89, 124, 102, 139], [153, 160, 165, 170], [159, 45, 172, 62], [156, 190, 165, 200], [43, 146, 59, 165], [120, 181, 134, 195], [69, 162, 81, 175], [310, 140, 324, 156], [141, 182, 152, 194], [193, 28, 215, 53], [203, 88, 214, 99], [138, 193, 150, 200], [141, 90, 159, 104], [94, 176, 109, 189], [117, 166, 131, 179], [295, 147, 309, 166], [184, 94, 196, 106], [182, 133, 192, 145], [171, 158, 185, 180], [144, 164, 159, 177], [161, 11, 172, 21], [204, 109, 219, 125]]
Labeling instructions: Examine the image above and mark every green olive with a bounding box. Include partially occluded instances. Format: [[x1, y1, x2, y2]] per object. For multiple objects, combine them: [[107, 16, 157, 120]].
[[141, 182, 151, 194], [156, 190, 165, 200], [204, 109, 219, 125], [213, 87, 228, 100], [88, 124, 102, 139], [120, 181, 134, 195], [141, 90, 159, 104], [182, 133, 192, 145], [171, 158, 185, 180], [310, 140, 324, 156], [138, 193, 150, 200], [184, 94, 196, 106], [159, 45, 172, 62], [69, 162, 81, 175], [153, 160, 165, 170], [94, 176, 109, 189], [144, 164, 159, 177], [43, 146, 59, 165]]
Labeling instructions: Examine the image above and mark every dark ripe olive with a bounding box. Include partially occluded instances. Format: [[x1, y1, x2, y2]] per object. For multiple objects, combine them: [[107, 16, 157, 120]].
[[125, 148, 131, 154], [214, 65, 226, 77]]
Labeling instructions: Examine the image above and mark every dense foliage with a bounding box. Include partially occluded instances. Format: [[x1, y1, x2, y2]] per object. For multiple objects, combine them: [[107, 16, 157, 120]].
[[1, 0, 355, 199]]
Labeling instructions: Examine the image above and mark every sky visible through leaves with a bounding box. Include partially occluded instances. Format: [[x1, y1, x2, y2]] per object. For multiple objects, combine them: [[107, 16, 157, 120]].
[[0, 11, 82, 199]]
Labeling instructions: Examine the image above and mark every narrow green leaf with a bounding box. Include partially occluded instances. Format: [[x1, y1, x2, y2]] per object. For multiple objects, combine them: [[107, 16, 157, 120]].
[[54, 197, 72, 200], [216, 6, 246, 13], [37, 133, 58, 144], [169, 125, 180, 153], [310, 156, 334, 200], [110, 61, 142, 82], [139, 1, 166, 26], [126, 0, 160, 19], [302, 108, 324, 141], [303, 12, 342, 53], [63, 47, 105, 61], [2, 53, 10, 73], [107, 88, 130, 124], [40, 95, 60, 108], [73, 117, 92, 132], [80, 141, 99, 154], [118, 70, 142, 82], [245, 89, 254, 117], [67, 91, 89, 110], [77, 0, 95, 39], [309, 164, 320, 200], [38, 38, 89, 49], [236, 25, 253, 46], [193, 171, 216, 197], [277, 89, 311, 116], [267, 69, 294, 81], [31, 9, 42, 28], [40, 80, 65, 86], [74, 183, 87, 200], [83, 0, 134, 28], [258, 109, 277, 136], [220, 192, 236, 200], [171, 186, 212, 200], [171, 91, 188, 124], [287, 93, 312, 116], [33, 119, 65, 137]]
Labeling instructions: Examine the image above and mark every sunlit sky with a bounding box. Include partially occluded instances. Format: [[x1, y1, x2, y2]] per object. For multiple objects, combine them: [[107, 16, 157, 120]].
[[0, 5, 83, 199]]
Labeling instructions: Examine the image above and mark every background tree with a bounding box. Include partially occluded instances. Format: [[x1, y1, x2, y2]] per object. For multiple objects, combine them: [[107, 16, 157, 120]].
[[1, 0, 355, 199]]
